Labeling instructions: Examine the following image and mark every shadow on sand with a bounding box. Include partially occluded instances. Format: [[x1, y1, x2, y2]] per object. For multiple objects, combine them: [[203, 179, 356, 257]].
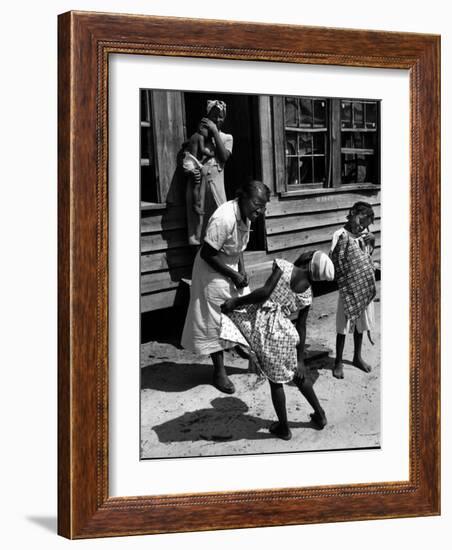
[[141, 362, 246, 393], [151, 396, 317, 444]]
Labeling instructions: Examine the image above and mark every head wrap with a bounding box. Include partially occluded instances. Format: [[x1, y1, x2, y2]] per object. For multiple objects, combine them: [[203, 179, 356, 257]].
[[310, 251, 335, 282], [206, 99, 227, 116]]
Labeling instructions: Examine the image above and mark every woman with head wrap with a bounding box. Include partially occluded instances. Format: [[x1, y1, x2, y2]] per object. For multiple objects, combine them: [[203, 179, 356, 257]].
[[185, 99, 233, 245], [181, 180, 270, 394], [220, 250, 334, 440]]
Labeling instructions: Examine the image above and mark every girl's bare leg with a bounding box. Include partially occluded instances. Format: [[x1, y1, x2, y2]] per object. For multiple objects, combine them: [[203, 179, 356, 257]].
[[353, 329, 372, 372], [268, 381, 291, 440], [334, 333, 346, 379], [294, 376, 327, 429]]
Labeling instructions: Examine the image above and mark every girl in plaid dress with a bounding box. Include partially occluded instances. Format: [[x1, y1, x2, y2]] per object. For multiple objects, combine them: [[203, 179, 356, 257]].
[[330, 202, 376, 379], [221, 251, 334, 440]]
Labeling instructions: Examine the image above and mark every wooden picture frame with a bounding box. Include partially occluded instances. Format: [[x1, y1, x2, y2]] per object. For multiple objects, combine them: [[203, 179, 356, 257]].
[[58, 11, 440, 538]]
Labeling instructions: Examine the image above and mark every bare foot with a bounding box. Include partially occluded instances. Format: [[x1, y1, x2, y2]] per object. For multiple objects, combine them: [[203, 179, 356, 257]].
[[269, 421, 292, 441], [310, 410, 327, 430], [353, 356, 372, 373], [333, 362, 344, 379], [213, 374, 235, 394]]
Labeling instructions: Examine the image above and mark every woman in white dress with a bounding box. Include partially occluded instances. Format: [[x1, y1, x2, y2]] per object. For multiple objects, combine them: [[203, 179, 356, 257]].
[[185, 99, 234, 246], [181, 180, 270, 394]]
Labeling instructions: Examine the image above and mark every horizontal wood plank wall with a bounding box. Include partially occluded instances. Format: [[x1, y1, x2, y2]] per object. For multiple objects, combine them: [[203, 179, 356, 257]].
[[141, 188, 381, 312], [250, 188, 381, 290], [141, 202, 195, 312]]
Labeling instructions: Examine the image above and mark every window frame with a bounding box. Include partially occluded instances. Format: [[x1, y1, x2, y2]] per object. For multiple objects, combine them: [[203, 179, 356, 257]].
[[273, 95, 381, 196]]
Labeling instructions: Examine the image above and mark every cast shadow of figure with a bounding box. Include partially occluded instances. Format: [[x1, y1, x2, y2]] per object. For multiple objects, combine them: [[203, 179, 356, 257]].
[[152, 396, 315, 444], [141, 362, 246, 393]]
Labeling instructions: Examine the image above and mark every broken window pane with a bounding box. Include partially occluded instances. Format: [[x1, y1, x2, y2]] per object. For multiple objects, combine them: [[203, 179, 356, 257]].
[[300, 98, 313, 127], [299, 157, 313, 183], [313, 132, 326, 154], [299, 133, 313, 155], [353, 102, 364, 128], [341, 101, 352, 128], [284, 97, 298, 127], [365, 102, 377, 128], [285, 155, 299, 186], [285, 133, 297, 157], [313, 156, 326, 183], [313, 99, 326, 127]]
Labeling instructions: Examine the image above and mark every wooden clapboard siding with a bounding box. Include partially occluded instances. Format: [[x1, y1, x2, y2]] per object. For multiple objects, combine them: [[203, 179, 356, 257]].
[[141, 247, 195, 273], [141, 229, 188, 253], [259, 96, 274, 193], [245, 238, 380, 270], [272, 97, 285, 194], [267, 220, 381, 252], [266, 205, 380, 234], [141, 205, 186, 234], [151, 91, 185, 203], [141, 266, 192, 294], [266, 189, 380, 217], [141, 289, 178, 312]]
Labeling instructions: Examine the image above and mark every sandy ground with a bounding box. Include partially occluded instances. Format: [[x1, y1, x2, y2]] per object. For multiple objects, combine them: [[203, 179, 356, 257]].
[[140, 282, 380, 459]]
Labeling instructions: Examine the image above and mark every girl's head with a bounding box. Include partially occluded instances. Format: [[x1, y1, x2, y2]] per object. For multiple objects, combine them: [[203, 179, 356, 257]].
[[206, 99, 227, 129], [346, 201, 375, 235], [237, 180, 270, 223]]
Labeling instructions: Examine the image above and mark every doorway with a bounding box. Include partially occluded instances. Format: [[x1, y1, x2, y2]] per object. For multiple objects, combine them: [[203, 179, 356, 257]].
[[183, 91, 265, 250]]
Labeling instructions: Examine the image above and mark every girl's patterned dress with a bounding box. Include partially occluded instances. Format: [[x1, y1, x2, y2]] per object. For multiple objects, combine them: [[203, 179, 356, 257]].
[[220, 259, 312, 383]]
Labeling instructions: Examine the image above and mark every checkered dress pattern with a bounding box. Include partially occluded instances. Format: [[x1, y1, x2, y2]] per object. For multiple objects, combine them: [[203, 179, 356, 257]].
[[220, 259, 312, 384], [331, 232, 376, 323]]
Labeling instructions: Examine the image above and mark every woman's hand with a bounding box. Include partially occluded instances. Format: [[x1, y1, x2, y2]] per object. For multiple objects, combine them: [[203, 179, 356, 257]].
[[192, 203, 204, 215], [221, 298, 238, 314], [238, 268, 249, 286], [200, 117, 218, 134], [231, 271, 249, 289]]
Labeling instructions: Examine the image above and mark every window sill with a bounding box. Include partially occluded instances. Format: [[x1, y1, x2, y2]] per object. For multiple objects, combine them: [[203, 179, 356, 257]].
[[278, 183, 380, 198], [141, 201, 167, 211]]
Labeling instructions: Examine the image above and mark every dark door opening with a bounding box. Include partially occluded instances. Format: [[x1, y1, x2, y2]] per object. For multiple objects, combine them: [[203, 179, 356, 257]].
[[183, 91, 265, 251]]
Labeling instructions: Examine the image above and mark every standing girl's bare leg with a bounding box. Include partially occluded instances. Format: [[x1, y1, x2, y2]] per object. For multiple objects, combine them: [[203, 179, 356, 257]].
[[353, 329, 372, 372], [334, 333, 346, 379]]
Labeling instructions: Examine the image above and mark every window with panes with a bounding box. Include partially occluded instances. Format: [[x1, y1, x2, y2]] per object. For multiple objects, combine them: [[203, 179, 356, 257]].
[[276, 96, 380, 193]]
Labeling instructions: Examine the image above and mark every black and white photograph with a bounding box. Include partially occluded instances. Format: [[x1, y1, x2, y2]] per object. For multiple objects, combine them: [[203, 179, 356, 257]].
[[140, 90, 381, 459]]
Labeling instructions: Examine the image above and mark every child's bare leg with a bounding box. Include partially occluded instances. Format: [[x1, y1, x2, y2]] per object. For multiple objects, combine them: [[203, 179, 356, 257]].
[[294, 376, 327, 429], [268, 381, 291, 440], [211, 351, 235, 394], [334, 333, 345, 379], [353, 329, 372, 373], [192, 174, 203, 215]]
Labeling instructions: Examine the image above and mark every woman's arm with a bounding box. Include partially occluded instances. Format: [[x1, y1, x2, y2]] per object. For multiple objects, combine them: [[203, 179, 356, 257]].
[[200, 242, 247, 288], [201, 118, 231, 164], [293, 250, 315, 267], [221, 265, 282, 313], [237, 252, 248, 280]]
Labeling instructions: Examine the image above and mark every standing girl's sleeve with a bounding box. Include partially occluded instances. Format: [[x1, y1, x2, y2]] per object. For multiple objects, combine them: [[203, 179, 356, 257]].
[[330, 228, 344, 255]]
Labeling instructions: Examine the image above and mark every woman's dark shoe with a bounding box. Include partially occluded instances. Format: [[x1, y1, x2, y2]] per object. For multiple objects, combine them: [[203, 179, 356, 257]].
[[213, 377, 236, 394]]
